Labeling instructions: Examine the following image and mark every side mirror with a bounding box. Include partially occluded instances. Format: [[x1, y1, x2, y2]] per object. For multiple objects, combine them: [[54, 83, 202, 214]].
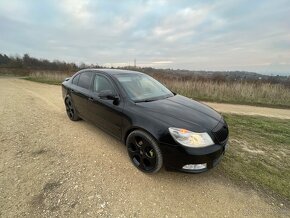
[[98, 90, 119, 102]]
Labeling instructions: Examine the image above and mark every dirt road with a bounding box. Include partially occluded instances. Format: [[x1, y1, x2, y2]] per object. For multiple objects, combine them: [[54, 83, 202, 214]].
[[0, 78, 289, 217], [203, 102, 290, 120]]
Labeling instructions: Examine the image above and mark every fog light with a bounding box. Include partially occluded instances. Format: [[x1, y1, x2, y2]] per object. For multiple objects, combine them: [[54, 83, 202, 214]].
[[182, 163, 207, 170]]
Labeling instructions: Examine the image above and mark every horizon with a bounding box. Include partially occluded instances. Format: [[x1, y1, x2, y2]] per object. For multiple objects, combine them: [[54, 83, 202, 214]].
[[2, 52, 289, 77], [0, 0, 290, 76]]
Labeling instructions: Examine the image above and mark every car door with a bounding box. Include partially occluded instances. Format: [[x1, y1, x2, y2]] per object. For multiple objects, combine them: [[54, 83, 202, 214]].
[[70, 71, 93, 119], [87, 73, 124, 139]]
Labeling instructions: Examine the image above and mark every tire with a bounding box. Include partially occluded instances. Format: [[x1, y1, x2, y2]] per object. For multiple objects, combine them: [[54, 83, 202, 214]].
[[64, 97, 80, 121], [126, 130, 163, 173]]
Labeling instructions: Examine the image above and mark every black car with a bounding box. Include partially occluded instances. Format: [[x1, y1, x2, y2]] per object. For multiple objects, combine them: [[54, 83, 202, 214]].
[[62, 69, 229, 173]]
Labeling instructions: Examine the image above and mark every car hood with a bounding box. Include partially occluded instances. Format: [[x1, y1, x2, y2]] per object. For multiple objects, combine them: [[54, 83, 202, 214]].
[[136, 95, 222, 131]]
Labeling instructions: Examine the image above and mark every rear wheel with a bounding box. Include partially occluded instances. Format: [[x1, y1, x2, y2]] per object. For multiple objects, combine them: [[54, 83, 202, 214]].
[[65, 97, 80, 121], [126, 130, 163, 173]]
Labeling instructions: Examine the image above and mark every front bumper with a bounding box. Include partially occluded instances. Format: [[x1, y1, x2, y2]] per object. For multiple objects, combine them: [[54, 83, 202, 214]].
[[159, 141, 228, 173]]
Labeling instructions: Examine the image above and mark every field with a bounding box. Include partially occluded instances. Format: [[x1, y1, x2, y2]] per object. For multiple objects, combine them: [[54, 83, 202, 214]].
[[25, 71, 72, 85], [25, 70, 290, 108], [149, 73, 290, 108]]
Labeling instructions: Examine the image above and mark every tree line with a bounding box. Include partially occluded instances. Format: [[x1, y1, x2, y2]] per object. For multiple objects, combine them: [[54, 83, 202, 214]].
[[0, 53, 99, 71]]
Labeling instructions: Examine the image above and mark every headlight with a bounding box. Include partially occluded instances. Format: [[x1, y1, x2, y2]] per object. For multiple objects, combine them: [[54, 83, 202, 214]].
[[169, 127, 214, 148]]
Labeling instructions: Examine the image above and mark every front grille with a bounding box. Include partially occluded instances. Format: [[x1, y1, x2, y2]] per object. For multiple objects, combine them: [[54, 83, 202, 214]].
[[212, 121, 229, 144]]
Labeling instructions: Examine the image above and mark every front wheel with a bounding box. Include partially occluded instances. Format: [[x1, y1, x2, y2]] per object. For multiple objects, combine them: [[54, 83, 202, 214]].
[[126, 130, 163, 173]]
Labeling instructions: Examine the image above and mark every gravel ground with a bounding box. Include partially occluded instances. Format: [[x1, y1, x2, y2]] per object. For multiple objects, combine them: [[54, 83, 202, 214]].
[[0, 78, 289, 217], [203, 102, 290, 120]]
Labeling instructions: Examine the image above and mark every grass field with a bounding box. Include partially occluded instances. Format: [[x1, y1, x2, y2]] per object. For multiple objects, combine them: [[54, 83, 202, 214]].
[[221, 114, 290, 200], [25, 71, 72, 85], [150, 73, 290, 108]]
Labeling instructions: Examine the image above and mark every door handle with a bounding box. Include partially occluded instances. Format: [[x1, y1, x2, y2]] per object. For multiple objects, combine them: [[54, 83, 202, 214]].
[[88, 97, 95, 101]]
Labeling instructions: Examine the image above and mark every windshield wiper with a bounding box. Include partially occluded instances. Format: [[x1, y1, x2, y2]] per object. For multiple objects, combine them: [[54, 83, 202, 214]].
[[135, 98, 157, 103], [135, 94, 173, 103]]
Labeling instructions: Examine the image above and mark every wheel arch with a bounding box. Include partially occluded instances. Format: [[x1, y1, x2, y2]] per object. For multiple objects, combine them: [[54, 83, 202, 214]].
[[123, 126, 159, 145]]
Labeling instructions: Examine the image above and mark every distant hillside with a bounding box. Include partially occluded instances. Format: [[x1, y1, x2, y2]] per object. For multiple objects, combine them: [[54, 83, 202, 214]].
[[122, 66, 290, 86]]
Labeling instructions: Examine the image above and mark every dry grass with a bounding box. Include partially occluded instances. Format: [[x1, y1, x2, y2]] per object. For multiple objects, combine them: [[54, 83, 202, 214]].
[[26, 71, 72, 85], [150, 74, 290, 108]]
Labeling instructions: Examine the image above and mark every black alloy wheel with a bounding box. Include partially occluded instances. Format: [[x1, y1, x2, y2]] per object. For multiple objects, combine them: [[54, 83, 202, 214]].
[[126, 130, 163, 173], [65, 97, 80, 121]]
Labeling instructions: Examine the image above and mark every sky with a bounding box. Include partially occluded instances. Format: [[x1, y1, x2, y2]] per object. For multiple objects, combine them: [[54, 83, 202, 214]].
[[0, 0, 289, 75]]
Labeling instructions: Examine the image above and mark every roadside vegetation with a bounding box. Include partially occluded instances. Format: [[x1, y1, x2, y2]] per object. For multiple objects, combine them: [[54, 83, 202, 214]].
[[25, 71, 72, 85], [23, 70, 290, 108], [221, 114, 290, 200], [152, 74, 290, 108]]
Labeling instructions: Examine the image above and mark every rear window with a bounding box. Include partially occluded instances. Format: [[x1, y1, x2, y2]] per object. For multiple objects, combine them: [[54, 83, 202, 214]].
[[78, 72, 93, 89]]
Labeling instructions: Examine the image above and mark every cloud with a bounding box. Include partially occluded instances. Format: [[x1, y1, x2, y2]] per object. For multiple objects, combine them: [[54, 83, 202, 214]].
[[152, 6, 211, 42], [152, 61, 173, 64], [57, 0, 93, 24], [0, 0, 289, 75]]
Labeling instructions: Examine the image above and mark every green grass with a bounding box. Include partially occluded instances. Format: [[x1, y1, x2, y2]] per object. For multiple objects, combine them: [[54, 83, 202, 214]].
[[220, 114, 290, 200]]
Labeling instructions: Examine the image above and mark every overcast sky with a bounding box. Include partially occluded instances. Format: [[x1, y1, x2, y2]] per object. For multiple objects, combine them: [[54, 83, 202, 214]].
[[0, 0, 289, 75]]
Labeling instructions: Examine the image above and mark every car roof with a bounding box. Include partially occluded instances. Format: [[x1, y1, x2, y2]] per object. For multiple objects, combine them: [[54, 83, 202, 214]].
[[81, 68, 144, 75]]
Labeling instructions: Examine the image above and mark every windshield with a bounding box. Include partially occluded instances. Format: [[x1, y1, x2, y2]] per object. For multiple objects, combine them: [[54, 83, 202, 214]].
[[115, 73, 174, 102]]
